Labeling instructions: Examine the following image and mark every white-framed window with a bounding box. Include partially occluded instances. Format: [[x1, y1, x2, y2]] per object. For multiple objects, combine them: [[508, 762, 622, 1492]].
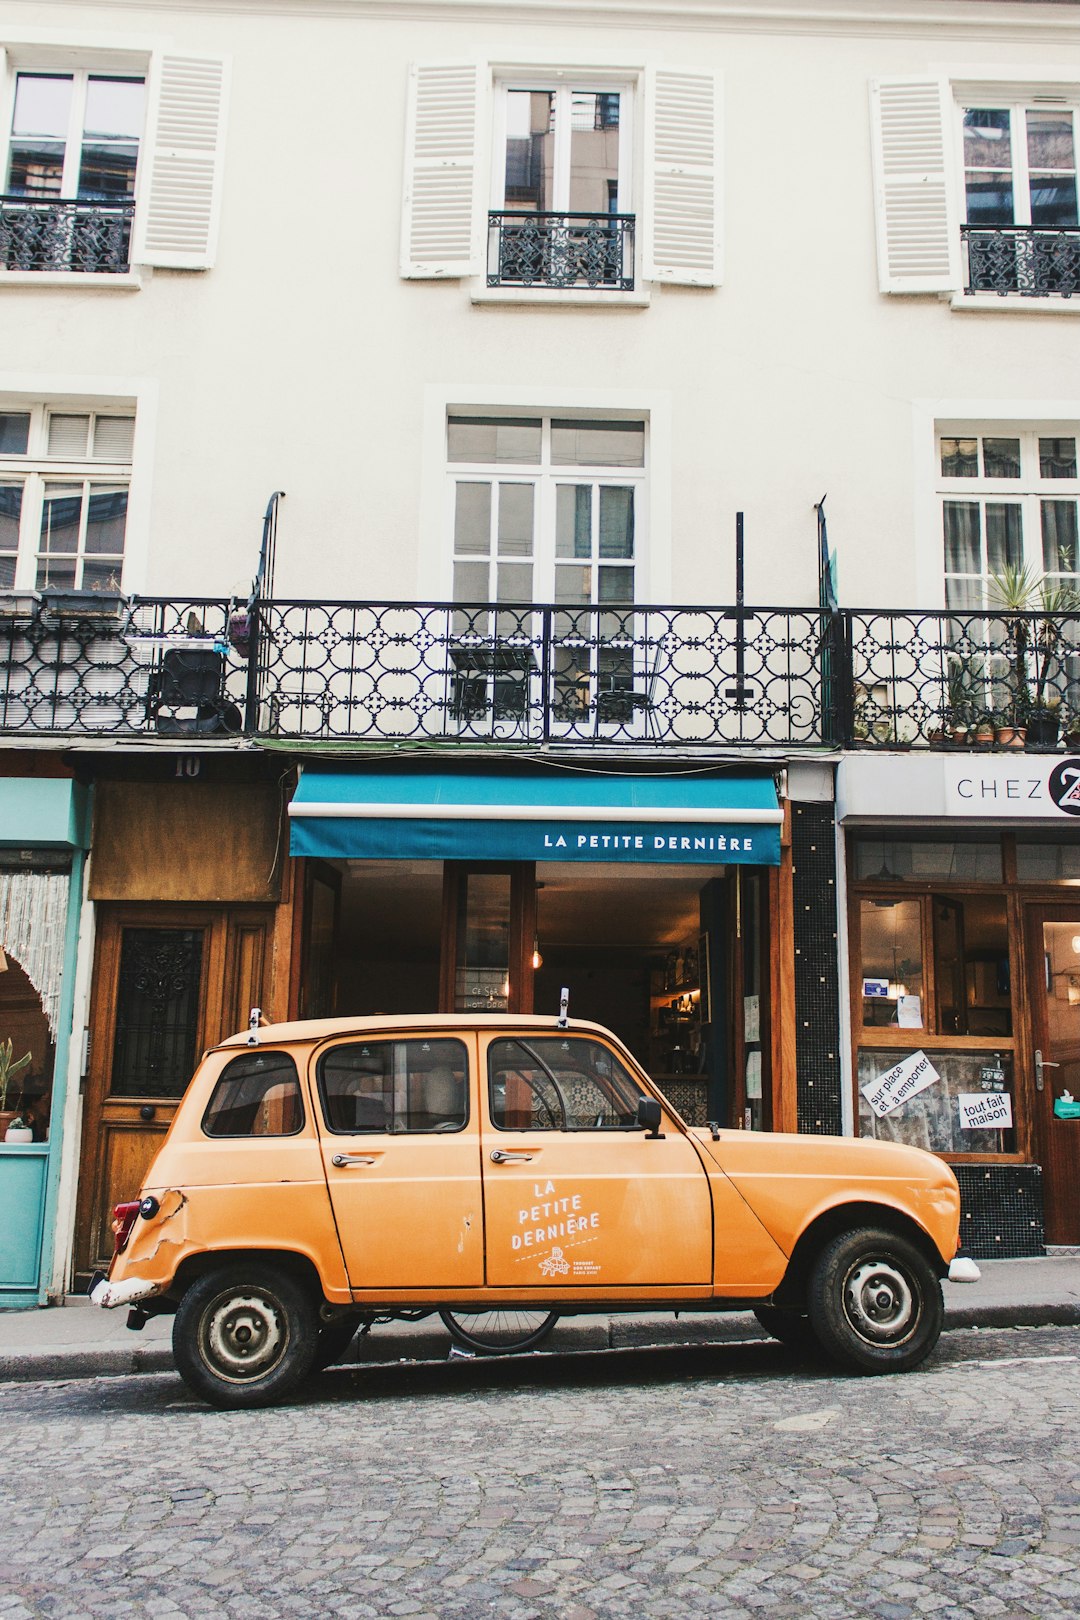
[[446, 411, 648, 729], [939, 427, 1079, 607], [401, 62, 721, 292], [0, 44, 229, 273], [869, 78, 1080, 300], [0, 404, 134, 591]]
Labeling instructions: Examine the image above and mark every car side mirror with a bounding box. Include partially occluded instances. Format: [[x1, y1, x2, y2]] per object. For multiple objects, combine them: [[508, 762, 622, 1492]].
[[636, 1095, 664, 1139]]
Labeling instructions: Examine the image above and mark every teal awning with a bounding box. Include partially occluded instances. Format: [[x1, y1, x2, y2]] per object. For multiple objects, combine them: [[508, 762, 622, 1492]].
[[289, 767, 781, 866]]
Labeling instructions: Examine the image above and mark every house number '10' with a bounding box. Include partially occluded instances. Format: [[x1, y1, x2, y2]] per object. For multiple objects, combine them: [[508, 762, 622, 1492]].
[[175, 756, 201, 778]]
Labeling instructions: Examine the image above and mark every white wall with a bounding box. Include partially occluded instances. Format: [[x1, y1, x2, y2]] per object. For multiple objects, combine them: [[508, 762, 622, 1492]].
[[0, 0, 1076, 608]]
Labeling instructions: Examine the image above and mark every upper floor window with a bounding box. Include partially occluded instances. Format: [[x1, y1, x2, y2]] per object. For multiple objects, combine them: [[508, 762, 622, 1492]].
[[870, 78, 1080, 301], [401, 62, 720, 294], [489, 84, 634, 292], [940, 427, 1079, 608], [0, 49, 228, 275], [962, 102, 1079, 296], [0, 405, 134, 592]]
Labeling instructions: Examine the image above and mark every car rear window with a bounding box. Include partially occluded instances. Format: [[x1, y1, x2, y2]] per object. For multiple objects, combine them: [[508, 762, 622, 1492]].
[[201, 1050, 304, 1137]]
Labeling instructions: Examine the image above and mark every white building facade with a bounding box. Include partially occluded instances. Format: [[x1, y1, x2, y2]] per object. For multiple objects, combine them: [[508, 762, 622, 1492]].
[[0, 0, 1077, 1304]]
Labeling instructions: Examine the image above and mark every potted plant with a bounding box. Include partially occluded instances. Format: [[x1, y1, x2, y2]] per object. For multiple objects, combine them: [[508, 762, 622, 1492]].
[[988, 563, 1080, 751], [0, 1037, 32, 1139], [994, 711, 1026, 749], [973, 710, 995, 747], [3, 1114, 33, 1144], [941, 651, 982, 744], [1027, 693, 1063, 750]]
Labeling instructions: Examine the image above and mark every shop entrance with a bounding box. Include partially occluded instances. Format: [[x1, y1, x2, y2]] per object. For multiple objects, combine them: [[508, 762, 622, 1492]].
[[1027, 907, 1080, 1245]]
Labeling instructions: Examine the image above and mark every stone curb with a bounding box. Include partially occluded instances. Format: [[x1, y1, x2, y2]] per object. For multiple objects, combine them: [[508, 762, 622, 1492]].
[[0, 1302, 1077, 1385]]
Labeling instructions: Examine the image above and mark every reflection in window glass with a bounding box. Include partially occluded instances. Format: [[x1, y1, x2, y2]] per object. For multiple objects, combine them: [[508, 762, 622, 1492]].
[[1040, 438, 1078, 479], [551, 420, 644, 467], [0, 414, 30, 455], [319, 1038, 468, 1133], [202, 1051, 303, 1137], [858, 1047, 1016, 1153], [1042, 500, 1079, 573], [448, 417, 542, 464], [859, 898, 924, 1028], [932, 894, 1011, 1038], [0, 485, 23, 588], [983, 438, 1022, 478], [941, 438, 978, 478], [1016, 840, 1080, 882], [853, 839, 1002, 883], [489, 1035, 641, 1130]]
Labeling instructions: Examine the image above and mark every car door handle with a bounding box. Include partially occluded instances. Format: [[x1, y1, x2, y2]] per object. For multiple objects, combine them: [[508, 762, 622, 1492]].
[[332, 1153, 378, 1168], [489, 1149, 534, 1164]]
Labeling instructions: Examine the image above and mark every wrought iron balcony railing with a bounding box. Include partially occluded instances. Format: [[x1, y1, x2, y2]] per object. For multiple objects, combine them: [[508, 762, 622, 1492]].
[[3, 594, 1078, 752], [961, 224, 1080, 298], [487, 211, 635, 291], [0, 196, 135, 274]]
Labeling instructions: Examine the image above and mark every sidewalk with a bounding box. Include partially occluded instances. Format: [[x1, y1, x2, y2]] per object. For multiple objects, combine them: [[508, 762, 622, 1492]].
[[0, 1257, 1078, 1385]]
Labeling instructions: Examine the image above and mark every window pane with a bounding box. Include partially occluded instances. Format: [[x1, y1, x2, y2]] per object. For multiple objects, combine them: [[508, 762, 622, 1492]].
[[598, 565, 633, 602], [202, 1052, 303, 1137], [941, 437, 978, 477], [36, 554, 76, 589], [0, 483, 21, 549], [8, 75, 72, 196], [853, 838, 1002, 884], [1016, 839, 1080, 882], [945, 575, 983, 611], [568, 92, 621, 213], [497, 483, 533, 557], [84, 78, 145, 142], [859, 897, 924, 1027], [858, 1047, 1016, 1153], [453, 560, 489, 601], [986, 502, 1023, 573], [598, 487, 634, 558], [457, 873, 511, 1012], [964, 108, 1011, 169], [1042, 500, 1079, 574], [1030, 176, 1078, 229], [91, 416, 136, 461], [40, 485, 81, 553], [447, 417, 542, 464], [496, 561, 532, 602], [944, 501, 981, 574], [555, 563, 591, 604], [489, 1035, 641, 1131], [81, 558, 124, 592], [933, 894, 1011, 1039], [556, 484, 591, 558], [0, 414, 30, 455], [454, 483, 491, 555], [504, 91, 554, 211], [1040, 437, 1078, 479], [79, 140, 140, 199], [84, 486, 127, 553], [551, 420, 644, 467], [1027, 111, 1075, 172], [983, 437, 1021, 478], [110, 927, 204, 1098], [318, 1038, 468, 1133]]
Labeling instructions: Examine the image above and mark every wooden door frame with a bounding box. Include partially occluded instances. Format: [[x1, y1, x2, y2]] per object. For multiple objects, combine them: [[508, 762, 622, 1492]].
[[439, 862, 536, 1014], [1023, 901, 1080, 1244]]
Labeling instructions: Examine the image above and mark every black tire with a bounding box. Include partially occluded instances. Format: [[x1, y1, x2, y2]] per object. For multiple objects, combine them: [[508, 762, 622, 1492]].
[[807, 1227, 943, 1375], [172, 1264, 319, 1408], [439, 1308, 560, 1355], [311, 1316, 361, 1373], [752, 1304, 821, 1355]]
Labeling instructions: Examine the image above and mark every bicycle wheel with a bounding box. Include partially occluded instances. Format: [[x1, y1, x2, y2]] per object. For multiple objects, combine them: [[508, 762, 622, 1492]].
[[439, 1308, 559, 1355]]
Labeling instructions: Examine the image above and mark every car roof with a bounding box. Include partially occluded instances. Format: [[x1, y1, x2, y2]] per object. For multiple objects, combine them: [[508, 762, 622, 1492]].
[[217, 1013, 613, 1049]]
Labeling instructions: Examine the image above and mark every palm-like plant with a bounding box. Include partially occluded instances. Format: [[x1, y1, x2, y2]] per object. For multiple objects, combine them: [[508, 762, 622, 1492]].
[[987, 563, 1080, 722], [0, 1037, 32, 1112]]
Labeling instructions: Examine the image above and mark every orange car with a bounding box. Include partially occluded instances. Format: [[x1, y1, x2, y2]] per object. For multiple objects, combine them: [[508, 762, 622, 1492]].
[[92, 1013, 978, 1408]]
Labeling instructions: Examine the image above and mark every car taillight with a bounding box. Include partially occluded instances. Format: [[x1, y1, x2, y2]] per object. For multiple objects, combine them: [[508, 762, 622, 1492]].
[[111, 1201, 141, 1254]]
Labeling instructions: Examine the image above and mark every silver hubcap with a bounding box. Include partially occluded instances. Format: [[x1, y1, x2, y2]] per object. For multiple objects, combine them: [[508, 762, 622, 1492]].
[[201, 1290, 287, 1382], [843, 1258, 917, 1345]]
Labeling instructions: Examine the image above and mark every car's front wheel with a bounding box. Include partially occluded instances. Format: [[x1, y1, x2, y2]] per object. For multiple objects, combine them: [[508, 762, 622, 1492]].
[[172, 1264, 319, 1408], [807, 1227, 943, 1375]]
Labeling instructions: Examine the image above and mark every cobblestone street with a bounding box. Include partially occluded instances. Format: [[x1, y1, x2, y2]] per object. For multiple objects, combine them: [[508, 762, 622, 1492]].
[[1, 1325, 1078, 1620]]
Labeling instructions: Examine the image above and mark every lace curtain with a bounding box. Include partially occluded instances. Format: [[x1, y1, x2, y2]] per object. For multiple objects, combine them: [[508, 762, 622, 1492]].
[[0, 872, 72, 1039]]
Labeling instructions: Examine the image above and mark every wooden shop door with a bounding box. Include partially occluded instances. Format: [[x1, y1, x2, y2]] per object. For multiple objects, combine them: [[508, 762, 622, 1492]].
[[1027, 906, 1080, 1246], [75, 905, 274, 1282]]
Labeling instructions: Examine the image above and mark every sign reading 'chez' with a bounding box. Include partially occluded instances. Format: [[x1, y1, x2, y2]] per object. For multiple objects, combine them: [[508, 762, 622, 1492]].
[[944, 757, 1080, 817]]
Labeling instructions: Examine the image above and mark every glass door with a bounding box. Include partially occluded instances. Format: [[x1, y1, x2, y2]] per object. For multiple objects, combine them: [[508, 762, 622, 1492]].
[[1028, 908, 1080, 1244]]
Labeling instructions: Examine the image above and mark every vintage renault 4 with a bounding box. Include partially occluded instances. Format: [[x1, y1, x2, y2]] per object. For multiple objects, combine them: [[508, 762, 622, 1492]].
[[93, 1012, 978, 1408]]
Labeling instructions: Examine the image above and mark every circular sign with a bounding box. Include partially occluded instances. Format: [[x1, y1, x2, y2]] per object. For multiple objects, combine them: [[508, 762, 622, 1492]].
[[1048, 758, 1080, 815]]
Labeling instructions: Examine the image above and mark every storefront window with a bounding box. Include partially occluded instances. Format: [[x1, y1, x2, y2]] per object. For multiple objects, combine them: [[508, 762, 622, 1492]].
[[455, 871, 512, 1011], [857, 1048, 1016, 1153], [853, 837, 1001, 884], [859, 898, 924, 1028], [1016, 839, 1080, 883]]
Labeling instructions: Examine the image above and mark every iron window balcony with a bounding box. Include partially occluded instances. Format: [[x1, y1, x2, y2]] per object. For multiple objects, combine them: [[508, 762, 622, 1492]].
[[0, 196, 136, 274], [961, 224, 1080, 298], [487, 211, 636, 291]]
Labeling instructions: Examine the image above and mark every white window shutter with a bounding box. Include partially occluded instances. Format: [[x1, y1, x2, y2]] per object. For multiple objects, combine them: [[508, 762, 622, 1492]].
[[133, 53, 229, 270], [643, 68, 721, 287], [869, 78, 960, 294], [400, 61, 484, 279]]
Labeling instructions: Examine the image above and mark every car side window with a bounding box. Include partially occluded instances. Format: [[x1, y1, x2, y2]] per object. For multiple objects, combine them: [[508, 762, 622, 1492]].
[[318, 1037, 469, 1134], [489, 1036, 642, 1131], [201, 1051, 304, 1137]]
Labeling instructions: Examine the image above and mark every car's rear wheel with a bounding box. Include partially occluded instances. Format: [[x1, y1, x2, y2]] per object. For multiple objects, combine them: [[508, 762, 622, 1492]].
[[439, 1308, 559, 1355], [172, 1264, 318, 1408], [752, 1304, 821, 1355], [807, 1227, 943, 1375]]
